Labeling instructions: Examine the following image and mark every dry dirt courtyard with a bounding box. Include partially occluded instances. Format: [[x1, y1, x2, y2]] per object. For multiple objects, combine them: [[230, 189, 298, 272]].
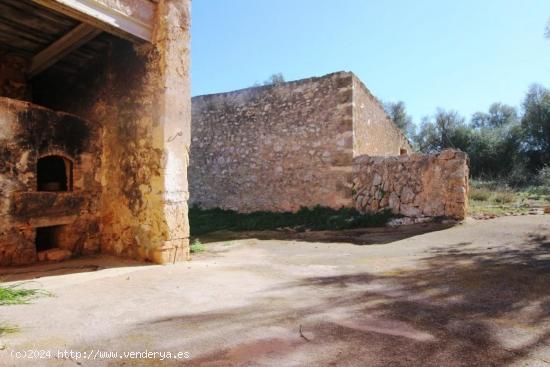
[[0, 215, 549, 366]]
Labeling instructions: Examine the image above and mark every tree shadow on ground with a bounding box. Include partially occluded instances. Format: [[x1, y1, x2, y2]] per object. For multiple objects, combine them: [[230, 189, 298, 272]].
[[135, 232, 550, 366], [198, 222, 456, 246], [282, 233, 550, 366]]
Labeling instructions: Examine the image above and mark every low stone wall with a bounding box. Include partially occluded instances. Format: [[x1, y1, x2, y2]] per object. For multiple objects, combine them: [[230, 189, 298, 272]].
[[352, 149, 469, 219]]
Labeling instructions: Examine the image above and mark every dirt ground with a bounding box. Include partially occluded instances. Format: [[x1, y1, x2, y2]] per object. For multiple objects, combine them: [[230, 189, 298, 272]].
[[0, 215, 549, 366]]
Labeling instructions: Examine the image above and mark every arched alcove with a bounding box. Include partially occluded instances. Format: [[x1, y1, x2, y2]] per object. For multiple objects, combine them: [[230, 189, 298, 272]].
[[37, 155, 73, 191]]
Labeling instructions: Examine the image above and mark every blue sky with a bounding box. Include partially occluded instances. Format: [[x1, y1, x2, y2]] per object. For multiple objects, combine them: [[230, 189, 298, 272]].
[[191, 0, 550, 124]]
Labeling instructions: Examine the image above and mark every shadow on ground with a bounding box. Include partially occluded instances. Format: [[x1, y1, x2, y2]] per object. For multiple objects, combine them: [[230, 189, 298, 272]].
[[142, 232, 550, 366], [0, 255, 150, 282], [198, 222, 456, 246]]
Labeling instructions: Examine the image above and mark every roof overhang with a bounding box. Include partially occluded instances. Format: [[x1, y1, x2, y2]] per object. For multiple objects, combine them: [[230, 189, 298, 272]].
[[32, 0, 156, 43]]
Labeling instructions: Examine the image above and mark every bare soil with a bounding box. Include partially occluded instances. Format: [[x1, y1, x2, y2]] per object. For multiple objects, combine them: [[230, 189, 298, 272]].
[[0, 215, 549, 366]]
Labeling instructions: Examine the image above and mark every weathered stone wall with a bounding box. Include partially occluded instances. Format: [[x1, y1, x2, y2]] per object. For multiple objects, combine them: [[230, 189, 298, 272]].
[[190, 71, 414, 213], [352, 76, 412, 157], [0, 51, 30, 101], [0, 97, 102, 265], [352, 149, 469, 219], [190, 72, 356, 212], [31, 0, 192, 264]]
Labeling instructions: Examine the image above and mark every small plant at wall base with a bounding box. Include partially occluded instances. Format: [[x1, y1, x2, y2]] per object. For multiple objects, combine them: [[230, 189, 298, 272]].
[[189, 206, 396, 236], [190, 239, 206, 253]]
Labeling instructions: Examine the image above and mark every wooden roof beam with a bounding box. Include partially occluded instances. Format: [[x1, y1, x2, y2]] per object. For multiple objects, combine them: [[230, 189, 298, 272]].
[[29, 23, 101, 77], [31, 0, 155, 42]]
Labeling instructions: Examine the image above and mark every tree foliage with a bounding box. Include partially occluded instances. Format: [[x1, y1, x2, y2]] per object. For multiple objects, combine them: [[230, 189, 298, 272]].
[[264, 73, 285, 86], [471, 103, 518, 129], [521, 84, 550, 170], [413, 109, 469, 153], [384, 101, 414, 138], [400, 83, 550, 184]]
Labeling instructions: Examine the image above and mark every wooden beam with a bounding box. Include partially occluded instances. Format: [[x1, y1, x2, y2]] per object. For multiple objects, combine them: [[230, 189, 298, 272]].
[[31, 0, 154, 42], [29, 23, 101, 77]]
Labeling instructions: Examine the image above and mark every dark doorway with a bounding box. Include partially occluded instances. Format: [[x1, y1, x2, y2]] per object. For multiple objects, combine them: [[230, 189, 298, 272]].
[[35, 225, 63, 252], [37, 155, 72, 191]]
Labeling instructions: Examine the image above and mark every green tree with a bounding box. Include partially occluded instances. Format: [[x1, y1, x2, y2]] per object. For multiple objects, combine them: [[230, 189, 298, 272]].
[[413, 109, 470, 153], [264, 73, 285, 86], [521, 84, 550, 170], [384, 101, 415, 138], [467, 123, 523, 179], [471, 103, 519, 129]]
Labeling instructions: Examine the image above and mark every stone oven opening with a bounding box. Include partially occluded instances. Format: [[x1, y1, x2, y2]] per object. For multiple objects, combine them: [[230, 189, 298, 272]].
[[35, 225, 73, 262], [37, 155, 72, 192], [35, 225, 63, 252]]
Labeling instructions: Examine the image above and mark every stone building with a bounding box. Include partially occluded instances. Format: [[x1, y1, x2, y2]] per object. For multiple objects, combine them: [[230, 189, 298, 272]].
[[190, 72, 413, 212], [0, 0, 191, 266]]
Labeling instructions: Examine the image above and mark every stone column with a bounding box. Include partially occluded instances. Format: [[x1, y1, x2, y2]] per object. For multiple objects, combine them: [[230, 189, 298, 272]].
[[148, 0, 191, 263], [95, 0, 191, 263]]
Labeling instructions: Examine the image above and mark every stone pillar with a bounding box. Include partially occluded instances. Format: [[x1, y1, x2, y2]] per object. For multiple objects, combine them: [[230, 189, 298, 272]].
[[97, 0, 191, 264], [148, 0, 191, 263]]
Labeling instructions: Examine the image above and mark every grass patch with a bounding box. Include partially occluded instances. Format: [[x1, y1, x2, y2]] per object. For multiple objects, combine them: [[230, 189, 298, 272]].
[[189, 205, 395, 236], [469, 180, 550, 216], [0, 324, 18, 336], [491, 191, 516, 204], [0, 283, 48, 306], [470, 187, 491, 201], [189, 239, 206, 253]]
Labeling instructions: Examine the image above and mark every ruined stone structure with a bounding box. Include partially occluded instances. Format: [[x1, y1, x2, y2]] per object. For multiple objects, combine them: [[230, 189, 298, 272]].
[[190, 72, 413, 212], [353, 150, 469, 219], [0, 0, 191, 266]]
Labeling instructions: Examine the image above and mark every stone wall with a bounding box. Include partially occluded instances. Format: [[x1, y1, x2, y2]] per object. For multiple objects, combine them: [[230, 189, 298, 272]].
[[352, 76, 412, 157], [0, 97, 102, 265], [30, 0, 192, 264], [0, 51, 30, 101], [352, 149, 469, 219], [190, 72, 356, 212], [0, 0, 191, 266], [190, 71, 411, 212]]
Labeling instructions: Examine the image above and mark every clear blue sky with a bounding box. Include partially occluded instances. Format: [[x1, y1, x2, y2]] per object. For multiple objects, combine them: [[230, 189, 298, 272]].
[[191, 0, 550, 124]]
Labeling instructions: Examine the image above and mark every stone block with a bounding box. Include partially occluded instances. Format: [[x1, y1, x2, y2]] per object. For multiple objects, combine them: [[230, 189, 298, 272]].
[[45, 249, 72, 262]]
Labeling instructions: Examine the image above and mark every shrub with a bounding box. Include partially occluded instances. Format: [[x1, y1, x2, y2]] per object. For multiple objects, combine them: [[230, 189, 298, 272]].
[[470, 187, 491, 201], [491, 191, 516, 204]]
